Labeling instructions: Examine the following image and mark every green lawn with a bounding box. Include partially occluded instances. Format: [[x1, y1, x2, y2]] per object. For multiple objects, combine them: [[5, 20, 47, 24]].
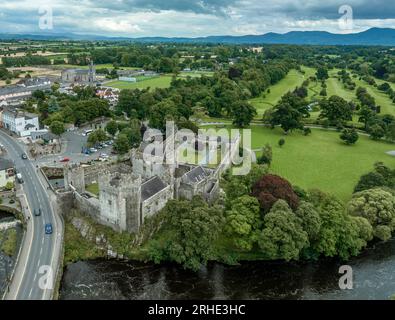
[[250, 67, 316, 118], [86, 183, 99, 196], [106, 76, 173, 90], [205, 125, 395, 201]]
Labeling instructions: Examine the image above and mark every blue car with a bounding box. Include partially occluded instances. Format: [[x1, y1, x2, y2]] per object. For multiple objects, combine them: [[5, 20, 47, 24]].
[[45, 223, 53, 235]]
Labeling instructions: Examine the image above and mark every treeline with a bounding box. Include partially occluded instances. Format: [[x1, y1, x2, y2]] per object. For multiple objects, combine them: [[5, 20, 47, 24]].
[[116, 59, 292, 129], [145, 162, 395, 271], [2, 54, 51, 67]]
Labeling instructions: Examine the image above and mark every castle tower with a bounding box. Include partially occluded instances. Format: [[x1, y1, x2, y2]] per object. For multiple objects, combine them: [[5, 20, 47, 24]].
[[64, 164, 85, 193], [99, 171, 142, 233]]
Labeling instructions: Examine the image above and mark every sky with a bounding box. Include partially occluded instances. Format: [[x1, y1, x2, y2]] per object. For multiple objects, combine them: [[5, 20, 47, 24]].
[[0, 0, 394, 37]]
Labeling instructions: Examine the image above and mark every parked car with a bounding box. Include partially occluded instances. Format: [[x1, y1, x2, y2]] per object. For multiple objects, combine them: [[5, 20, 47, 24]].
[[60, 157, 70, 163], [45, 223, 53, 235], [89, 148, 98, 153]]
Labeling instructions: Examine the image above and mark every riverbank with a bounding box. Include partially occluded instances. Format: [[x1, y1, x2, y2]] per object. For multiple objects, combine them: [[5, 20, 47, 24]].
[[60, 237, 395, 300]]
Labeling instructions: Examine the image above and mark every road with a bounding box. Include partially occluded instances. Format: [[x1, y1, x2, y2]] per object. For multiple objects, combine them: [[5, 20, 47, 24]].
[[0, 130, 62, 300]]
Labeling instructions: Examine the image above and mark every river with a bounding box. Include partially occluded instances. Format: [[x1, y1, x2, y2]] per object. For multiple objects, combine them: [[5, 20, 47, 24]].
[[60, 238, 395, 300]]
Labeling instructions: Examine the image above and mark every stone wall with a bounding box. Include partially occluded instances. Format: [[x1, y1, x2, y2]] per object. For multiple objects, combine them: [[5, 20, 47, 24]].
[[142, 185, 173, 222], [73, 192, 100, 220]]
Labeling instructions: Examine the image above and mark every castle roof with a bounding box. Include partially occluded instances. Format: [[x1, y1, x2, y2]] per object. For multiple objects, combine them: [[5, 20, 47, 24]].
[[141, 176, 167, 201], [184, 166, 209, 185]]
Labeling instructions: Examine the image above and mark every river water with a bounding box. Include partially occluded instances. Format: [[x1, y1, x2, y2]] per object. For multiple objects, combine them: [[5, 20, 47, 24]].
[[60, 238, 395, 300]]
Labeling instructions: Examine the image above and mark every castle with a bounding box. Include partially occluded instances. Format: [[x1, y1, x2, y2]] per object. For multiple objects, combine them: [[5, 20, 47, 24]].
[[64, 128, 240, 234]]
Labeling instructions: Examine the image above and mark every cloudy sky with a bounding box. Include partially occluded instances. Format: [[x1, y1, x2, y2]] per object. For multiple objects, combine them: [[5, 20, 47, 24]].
[[0, 0, 394, 37]]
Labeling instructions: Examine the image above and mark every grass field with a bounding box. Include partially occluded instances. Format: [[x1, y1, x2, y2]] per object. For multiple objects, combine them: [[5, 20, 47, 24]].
[[250, 67, 316, 118], [205, 125, 395, 201], [326, 69, 395, 117], [106, 76, 173, 90]]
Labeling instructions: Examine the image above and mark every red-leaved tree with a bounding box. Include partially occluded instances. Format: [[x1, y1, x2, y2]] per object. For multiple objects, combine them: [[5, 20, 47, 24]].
[[252, 174, 299, 213]]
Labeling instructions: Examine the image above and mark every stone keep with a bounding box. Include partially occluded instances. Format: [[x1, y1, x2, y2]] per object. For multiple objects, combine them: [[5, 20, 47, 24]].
[[98, 171, 142, 233], [64, 164, 85, 193]]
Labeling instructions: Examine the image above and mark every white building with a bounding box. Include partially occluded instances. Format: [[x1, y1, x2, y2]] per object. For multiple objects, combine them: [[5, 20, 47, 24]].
[[1, 106, 40, 137]]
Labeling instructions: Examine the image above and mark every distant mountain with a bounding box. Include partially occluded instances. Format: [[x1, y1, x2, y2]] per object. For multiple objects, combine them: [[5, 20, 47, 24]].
[[1, 28, 395, 46]]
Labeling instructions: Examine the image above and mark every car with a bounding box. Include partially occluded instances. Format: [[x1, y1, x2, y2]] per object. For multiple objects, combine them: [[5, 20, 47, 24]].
[[60, 157, 70, 162], [89, 148, 98, 153], [100, 153, 109, 158], [45, 223, 53, 235], [34, 208, 42, 217], [21, 153, 28, 160]]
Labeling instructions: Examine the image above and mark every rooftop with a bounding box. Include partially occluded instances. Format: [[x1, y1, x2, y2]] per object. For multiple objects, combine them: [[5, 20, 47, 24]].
[[184, 166, 210, 184], [141, 176, 167, 201], [0, 158, 14, 171]]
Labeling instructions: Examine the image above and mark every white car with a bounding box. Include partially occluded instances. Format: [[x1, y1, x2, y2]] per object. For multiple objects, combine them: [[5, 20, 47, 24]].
[[89, 148, 98, 153]]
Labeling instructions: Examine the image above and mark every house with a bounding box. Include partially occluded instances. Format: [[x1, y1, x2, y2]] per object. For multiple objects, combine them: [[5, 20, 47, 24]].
[[1, 106, 40, 137], [0, 77, 52, 102], [31, 130, 58, 143], [0, 158, 15, 189]]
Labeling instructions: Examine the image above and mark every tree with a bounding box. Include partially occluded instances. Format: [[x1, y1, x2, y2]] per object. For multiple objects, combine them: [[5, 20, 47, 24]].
[[87, 129, 107, 147], [148, 198, 224, 271], [258, 200, 308, 261], [105, 120, 118, 136], [50, 121, 65, 136], [257, 144, 272, 166], [226, 196, 262, 251], [269, 93, 309, 133], [348, 188, 395, 241], [113, 134, 130, 154], [120, 120, 142, 148], [354, 172, 387, 193], [295, 201, 322, 242], [230, 101, 257, 128], [319, 96, 352, 125], [303, 127, 312, 136], [149, 99, 178, 132], [358, 105, 375, 130], [316, 67, 329, 81], [307, 190, 369, 260], [369, 124, 385, 140], [278, 138, 285, 147], [340, 128, 359, 145], [252, 174, 299, 213]]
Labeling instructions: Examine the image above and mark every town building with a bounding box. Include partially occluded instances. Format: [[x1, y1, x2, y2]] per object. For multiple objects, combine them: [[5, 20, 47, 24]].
[[0, 158, 15, 189], [61, 62, 96, 85], [1, 106, 40, 137], [0, 77, 52, 102]]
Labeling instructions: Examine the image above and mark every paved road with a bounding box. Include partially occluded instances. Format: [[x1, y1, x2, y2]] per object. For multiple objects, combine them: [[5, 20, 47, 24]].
[[0, 131, 62, 300]]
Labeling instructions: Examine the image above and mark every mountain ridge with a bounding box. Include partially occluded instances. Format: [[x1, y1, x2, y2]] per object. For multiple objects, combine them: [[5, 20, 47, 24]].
[[1, 28, 395, 46]]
